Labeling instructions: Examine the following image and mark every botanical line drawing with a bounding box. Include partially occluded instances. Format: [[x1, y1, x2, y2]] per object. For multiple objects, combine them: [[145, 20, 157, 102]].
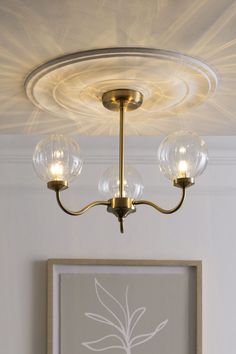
[[82, 278, 168, 353]]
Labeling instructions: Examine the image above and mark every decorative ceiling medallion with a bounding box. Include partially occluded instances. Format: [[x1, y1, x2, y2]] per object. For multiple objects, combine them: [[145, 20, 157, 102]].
[[25, 47, 218, 135]]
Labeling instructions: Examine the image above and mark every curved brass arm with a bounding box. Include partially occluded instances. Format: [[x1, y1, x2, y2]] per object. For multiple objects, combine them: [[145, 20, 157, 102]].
[[133, 187, 186, 214], [55, 190, 110, 216]]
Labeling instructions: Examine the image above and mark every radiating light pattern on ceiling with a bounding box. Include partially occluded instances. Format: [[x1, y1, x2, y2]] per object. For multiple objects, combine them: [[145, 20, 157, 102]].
[[0, 0, 235, 135]]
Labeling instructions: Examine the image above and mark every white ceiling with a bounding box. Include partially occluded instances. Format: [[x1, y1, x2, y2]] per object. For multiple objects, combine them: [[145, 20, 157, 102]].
[[0, 0, 236, 136]]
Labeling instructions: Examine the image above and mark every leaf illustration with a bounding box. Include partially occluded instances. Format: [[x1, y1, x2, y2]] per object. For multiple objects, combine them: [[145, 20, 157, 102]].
[[85, 313, 114, 326], [130, 319, 168, 348], [95, 278, 127, 332], [125, 286, 130, 326], [82, 334, 125, 352], [129, 307, 146, 337], [85, 312, 124, 334], [83, 279, 169, 354]]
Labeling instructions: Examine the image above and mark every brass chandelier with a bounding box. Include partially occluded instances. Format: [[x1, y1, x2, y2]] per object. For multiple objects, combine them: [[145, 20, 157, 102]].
[[33, 88, 208, 233], [28, 48, 213, 233]]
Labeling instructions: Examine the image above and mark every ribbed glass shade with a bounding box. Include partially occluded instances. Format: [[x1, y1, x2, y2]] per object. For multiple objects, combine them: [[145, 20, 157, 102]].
[[33, 134, 83, 183], [98, 165, 144, 199], [157, 131, 208, 181]]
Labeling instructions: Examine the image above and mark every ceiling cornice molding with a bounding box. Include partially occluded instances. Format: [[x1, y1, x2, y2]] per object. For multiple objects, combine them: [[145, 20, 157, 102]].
[[1, 150, 236, 166]]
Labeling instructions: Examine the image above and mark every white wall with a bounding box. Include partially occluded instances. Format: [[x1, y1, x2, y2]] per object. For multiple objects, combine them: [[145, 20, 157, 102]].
[[0, 135, 236, 354]]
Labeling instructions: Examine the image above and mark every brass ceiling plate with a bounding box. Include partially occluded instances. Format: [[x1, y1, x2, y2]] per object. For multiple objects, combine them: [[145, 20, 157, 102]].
[[102, 89, 143, 112]]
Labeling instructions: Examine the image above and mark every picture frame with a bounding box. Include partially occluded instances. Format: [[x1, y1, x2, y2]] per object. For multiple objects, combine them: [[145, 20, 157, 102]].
[[47, 259, 202, 354]]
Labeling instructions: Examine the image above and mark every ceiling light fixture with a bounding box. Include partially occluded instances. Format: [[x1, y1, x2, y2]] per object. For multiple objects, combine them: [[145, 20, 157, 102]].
[[29, 48, 213, 233], [32, 89, 208, 233]]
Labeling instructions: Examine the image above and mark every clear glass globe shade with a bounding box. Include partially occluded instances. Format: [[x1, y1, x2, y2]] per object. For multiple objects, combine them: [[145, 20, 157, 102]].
[[157, 131, 208, 181], [33, 134, 83, 183], [98, 165, 144, 199]]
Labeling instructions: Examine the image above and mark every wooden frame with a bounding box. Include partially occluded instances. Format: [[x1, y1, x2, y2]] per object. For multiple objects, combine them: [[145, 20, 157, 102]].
[[48, 259, 202, 354]]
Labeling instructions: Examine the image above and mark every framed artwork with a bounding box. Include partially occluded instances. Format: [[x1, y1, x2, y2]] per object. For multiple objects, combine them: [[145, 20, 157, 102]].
[[47, 259, 202, 354]]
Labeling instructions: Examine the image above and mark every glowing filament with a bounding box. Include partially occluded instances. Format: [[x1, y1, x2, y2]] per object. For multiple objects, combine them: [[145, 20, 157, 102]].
[[50, 163, 64, 180], [178, 160, 188, 178]]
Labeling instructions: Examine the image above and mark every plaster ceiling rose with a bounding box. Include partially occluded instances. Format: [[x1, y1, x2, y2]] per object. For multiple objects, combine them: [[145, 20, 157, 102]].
[[25, 47, 218, 135]]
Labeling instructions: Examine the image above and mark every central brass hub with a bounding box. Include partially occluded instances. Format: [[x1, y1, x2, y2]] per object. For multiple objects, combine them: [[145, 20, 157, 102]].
[[107, 197, 136, 219], [102, 89, 143, 112]]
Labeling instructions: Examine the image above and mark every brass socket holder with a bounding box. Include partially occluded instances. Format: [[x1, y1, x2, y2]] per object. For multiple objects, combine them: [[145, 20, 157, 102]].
[[173, 177, 195, 189], [107, 197, 136, 219], [47, 180, 68, 192]]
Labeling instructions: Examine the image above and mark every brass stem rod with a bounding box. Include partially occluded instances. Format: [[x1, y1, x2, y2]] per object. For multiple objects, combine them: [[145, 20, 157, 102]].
[[55, 190, 110, 216], [133, 187, 186, 214], [119, 100, 125, 197]]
